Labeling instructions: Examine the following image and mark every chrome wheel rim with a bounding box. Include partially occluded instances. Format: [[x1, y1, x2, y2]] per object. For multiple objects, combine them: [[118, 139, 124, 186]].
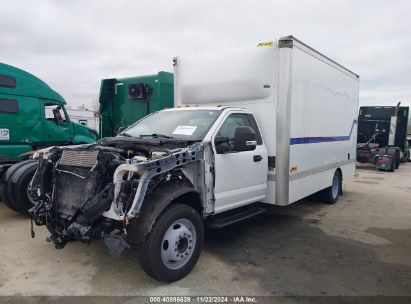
[[161, 218, 196, 270]]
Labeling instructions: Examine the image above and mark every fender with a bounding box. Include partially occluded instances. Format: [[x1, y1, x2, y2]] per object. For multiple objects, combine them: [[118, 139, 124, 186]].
[[127, 183, 202, 246]]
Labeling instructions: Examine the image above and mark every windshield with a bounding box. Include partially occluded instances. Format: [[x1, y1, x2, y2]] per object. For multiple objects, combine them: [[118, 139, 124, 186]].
[[122, 109, 221, 141]]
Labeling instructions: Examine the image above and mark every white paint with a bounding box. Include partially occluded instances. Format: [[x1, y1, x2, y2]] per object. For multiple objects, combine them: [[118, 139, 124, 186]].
[[210, 109, 268, 213], [174, 36, 359, 211], [287, 41, 359, 204], [175, 43, 275, 105]]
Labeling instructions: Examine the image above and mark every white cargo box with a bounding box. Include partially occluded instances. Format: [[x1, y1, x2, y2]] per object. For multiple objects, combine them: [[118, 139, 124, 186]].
[[174, 36, 360, 206]]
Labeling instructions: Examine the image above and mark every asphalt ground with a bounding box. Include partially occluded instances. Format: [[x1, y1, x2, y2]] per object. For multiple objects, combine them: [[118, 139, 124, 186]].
[[0, 163, 410, 299]]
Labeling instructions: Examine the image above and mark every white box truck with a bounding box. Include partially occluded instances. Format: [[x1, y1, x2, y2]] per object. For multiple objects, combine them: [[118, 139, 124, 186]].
[[29, 36, 359, 282]]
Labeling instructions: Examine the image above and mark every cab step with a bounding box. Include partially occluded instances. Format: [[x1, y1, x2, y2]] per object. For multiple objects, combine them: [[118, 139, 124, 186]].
[[207, 205, 266, 229]]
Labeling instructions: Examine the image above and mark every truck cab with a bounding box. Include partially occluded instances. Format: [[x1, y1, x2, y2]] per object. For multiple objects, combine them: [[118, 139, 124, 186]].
[[29, 106, 269, 282], [0, 62, 97, 162], [198, 107, 268, 213], [0, 62, 98, 214], [99, 72, 173, 138], [356, 105, 410, 170]]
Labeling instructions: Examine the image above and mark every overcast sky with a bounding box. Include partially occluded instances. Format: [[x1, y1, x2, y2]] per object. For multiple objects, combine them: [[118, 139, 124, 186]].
[[1, 0, 410, 109]]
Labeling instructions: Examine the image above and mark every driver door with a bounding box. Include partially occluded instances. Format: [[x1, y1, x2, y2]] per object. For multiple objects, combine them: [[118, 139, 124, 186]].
[[213, 112, 268, 213]]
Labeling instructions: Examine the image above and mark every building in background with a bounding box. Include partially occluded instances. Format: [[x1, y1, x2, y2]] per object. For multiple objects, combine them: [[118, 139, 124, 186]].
[[65, 108, 99, 131]]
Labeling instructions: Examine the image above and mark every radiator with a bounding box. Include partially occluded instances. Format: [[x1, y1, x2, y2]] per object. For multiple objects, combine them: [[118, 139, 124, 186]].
[[59, 149, 99, 168], [54, 150, 100, 220]]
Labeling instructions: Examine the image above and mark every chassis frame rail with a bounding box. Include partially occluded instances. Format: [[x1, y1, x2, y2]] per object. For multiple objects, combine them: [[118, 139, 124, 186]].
[[112, 143, 203, 218]]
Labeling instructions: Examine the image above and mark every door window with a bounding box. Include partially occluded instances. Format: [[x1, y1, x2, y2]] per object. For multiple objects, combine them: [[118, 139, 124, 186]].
[[215, 113, 262, 153], [45, 105, 67, 124]]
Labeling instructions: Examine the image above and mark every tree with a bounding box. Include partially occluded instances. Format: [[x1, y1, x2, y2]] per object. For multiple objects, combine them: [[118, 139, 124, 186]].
[[90, 98, 99, 117]]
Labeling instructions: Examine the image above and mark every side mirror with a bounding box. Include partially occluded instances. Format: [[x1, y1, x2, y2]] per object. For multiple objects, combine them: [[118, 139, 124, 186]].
[[214, 136, 229, 145], [214, 136, 230, 154], [52, 107, 64, 125], [116, 125, 126, 134], [233, 126, 257, 152]]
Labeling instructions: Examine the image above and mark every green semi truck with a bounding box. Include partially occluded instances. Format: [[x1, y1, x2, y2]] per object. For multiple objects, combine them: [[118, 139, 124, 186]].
[[0, 63, 98, 214], [99, 71, 173, 138], [0, 64, 174, 215]]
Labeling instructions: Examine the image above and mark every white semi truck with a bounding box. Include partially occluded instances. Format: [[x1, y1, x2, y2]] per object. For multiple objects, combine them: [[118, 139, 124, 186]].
[[30, 36, 359, 282]]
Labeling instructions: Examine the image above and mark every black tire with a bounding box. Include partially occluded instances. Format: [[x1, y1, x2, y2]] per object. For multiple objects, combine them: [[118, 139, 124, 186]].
[[2, 160, 35, 212], [138, 203, 204, 282], [5, 160, 38, 215], [320, 170, 342, 204], [12, 162, 38, 215], [388, 155, 396, 172], [395, 151, 400, 169], [401, 142, 410, 163]]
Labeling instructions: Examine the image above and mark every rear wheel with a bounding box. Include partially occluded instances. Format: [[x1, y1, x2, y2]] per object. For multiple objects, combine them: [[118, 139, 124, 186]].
[[1, 161, 27, 211], [401, 142, 410, 163], [320, 170, 342, 204], [138, 204, 204, 282], [395, 150, 400, 169], [388, 155, 396, 172], [3, 160, 38, 215], [13, 163, 38, 215]]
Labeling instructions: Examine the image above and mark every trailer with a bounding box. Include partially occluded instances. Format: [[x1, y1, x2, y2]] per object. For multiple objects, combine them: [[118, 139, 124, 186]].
[[29, 36, 359, 282], [65, 108, 99, 131], [356, 104, 410, 171]]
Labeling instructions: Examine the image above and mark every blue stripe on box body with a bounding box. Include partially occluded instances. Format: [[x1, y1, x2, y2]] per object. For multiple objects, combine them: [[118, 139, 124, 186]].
[[290, 120, 358, 145]]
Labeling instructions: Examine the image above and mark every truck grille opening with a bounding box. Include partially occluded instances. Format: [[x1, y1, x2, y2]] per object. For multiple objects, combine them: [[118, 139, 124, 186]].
[[54, 150, 100, 220]]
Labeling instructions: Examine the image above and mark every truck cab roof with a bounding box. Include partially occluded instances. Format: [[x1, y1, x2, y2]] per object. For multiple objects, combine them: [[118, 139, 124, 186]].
[[0, 62, 65, 104]]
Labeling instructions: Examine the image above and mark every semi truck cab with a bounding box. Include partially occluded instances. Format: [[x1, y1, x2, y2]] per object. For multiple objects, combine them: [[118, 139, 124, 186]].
[[0, 62, 97, 215]]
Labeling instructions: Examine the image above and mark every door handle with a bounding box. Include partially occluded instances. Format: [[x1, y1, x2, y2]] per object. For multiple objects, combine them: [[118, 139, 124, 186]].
[[253, 155, 263, 162]]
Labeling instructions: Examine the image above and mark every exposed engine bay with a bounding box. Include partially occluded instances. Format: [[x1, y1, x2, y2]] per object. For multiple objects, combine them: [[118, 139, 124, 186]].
[[29, 136, 205, 249]]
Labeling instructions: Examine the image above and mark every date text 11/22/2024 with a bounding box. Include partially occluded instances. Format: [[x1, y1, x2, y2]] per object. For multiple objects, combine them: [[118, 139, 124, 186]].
[[149, 296, 258, 303]]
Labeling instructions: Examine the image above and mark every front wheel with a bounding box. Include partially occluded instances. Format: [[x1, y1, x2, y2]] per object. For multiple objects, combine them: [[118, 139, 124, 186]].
[[320, 170, 342, 204], [138, 204, 204, 282]]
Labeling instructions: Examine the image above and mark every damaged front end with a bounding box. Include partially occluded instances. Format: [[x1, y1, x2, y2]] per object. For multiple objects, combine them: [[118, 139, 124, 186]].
[[29, 137, 203, 250]]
